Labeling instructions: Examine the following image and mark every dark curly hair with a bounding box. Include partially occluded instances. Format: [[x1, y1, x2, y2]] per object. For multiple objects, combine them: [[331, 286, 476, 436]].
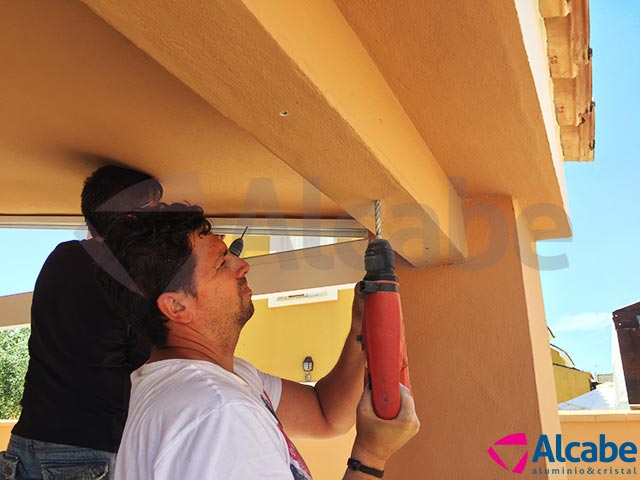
[[99, 203, 211, 347], [81, 165, 163, 238]]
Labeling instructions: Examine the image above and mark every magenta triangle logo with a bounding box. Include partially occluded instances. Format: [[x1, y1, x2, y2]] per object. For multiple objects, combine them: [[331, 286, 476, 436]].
[[487, 433, 529, 474]]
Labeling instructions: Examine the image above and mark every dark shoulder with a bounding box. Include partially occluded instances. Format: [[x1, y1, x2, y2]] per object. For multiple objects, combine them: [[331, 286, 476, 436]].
[[49, 239, 100, 257], [50, 239, 82, 254], [42, 239, 104, 270]]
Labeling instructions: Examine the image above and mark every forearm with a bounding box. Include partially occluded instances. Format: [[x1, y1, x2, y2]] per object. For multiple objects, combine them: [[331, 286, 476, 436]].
[[277, 287, 365, 438], [314, 326, 365, 435]]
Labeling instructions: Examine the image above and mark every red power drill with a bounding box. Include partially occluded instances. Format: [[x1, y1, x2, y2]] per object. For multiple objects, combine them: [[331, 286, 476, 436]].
[[359, 201, 412, 419]]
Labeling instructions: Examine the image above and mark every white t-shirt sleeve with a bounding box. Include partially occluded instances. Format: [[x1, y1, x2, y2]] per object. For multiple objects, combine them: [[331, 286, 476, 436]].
[[153, 403, 292, 479], [258, 369, 283, 409], [234, 357, 283, 410]]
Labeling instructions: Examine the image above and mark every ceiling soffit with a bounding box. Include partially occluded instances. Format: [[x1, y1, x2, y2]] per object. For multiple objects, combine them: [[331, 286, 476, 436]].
[[1, 0, 587, 267], [0, 0, 341, 218], [83, 0, 469, 268]]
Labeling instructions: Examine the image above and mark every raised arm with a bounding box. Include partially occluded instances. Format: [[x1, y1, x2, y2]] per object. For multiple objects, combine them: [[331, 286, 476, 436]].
[[276, 286, 366, 438]]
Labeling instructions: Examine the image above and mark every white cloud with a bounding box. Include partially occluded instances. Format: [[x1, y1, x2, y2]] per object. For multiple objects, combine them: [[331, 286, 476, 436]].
[[551, 312, 611, 333]]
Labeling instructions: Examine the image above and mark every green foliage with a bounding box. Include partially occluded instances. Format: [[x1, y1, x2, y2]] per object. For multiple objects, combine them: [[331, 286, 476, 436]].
[[0, 327, 30, 419]]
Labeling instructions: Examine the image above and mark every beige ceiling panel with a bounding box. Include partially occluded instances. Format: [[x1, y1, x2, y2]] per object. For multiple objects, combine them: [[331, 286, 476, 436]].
[[82, 0, 467, 268], [0, 0, 341, 217]]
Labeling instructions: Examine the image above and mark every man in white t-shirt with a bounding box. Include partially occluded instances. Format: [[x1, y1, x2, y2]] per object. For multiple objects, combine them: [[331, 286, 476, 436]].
[[101, 202, 419, 479]]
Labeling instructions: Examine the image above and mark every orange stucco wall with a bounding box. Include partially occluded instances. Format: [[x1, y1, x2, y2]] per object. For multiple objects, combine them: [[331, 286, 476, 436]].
[[558, 411, 640, 479], [0, 421, 13, 451], [379, 196, 563, 479]]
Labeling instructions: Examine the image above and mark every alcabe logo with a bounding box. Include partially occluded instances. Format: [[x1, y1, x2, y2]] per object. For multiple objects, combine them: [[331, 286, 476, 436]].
[[488, 433, 638, 476], [487, 433, 529, 474]]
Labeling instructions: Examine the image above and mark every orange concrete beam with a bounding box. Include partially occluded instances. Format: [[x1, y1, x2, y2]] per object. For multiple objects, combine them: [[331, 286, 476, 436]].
[[335, 0, 575, 238], [81, 0, 467, 268]]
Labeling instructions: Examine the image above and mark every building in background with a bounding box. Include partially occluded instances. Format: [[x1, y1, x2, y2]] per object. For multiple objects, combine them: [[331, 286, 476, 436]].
[[549, 327, 594, 403]]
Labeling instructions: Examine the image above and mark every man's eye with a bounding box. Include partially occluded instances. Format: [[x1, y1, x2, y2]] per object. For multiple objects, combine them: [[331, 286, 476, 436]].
[[216, 261, 226, 270]]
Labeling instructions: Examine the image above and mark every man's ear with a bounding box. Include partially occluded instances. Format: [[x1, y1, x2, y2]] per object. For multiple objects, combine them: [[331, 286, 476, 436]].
[[157, 292, 191, 323]]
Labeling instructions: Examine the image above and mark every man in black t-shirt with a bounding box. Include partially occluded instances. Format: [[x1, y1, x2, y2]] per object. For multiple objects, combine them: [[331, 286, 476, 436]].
[[0, 166, 162, 480]]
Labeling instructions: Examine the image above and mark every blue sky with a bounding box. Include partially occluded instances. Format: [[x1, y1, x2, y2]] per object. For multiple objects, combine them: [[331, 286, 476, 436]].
[[538, 0, 640, 374], [0, 229, 86, 297], [0, 1, 636, 376]]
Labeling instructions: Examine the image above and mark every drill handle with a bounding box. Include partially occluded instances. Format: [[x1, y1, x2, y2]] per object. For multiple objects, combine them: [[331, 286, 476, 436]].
[[361, 282, 411, 420]]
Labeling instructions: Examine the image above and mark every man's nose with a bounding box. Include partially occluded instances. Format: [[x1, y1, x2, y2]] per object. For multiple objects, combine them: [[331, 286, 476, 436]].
[[229, 254, 250, 277], [237, 258, 250, 277]]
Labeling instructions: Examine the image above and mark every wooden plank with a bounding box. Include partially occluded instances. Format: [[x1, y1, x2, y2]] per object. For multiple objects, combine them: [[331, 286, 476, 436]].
[[0, 292, 32, 330], [539, 0, 570, 18]]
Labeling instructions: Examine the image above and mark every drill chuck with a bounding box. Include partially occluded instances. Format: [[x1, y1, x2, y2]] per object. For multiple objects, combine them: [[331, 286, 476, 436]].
[[229, 226, 249, 257], [229, 237, 244, 257], [363, 238, 398, 283]]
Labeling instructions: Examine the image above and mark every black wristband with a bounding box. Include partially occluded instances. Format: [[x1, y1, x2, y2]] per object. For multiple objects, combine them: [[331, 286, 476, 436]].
[[347, 458, 384, 478]]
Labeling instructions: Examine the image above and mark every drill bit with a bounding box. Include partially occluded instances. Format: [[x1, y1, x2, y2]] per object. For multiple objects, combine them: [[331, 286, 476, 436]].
[[374, 200, 382, 239]]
